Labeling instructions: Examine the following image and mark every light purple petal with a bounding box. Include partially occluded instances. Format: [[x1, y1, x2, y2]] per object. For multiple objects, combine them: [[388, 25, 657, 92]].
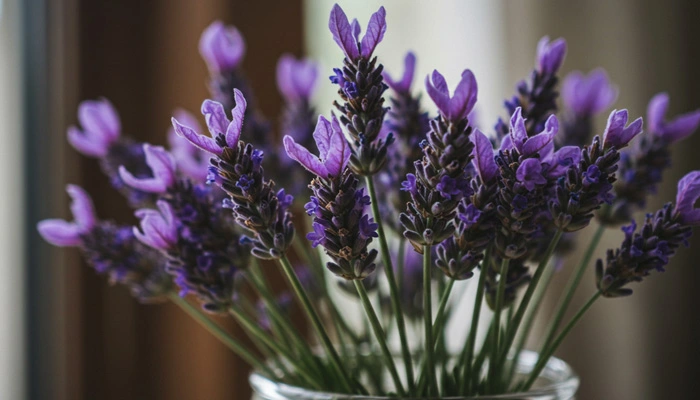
[[647, 93, 668, 134], [199, 21, 246, 73], [360, 6, 387, 58], [171, 117, 222, 155], [329, 4, 360, 60], [325, 114, 351, 176], [312, 115, 333, 159], [66, 184, 96, 232], [67, 126, 108, 157], [448, 69, 478, 121], [510, 107, 528, 153], [500, 134, 514, 151], [546, 145, 582, 177], [37, 219, 82, 247], [522, 115, 558, 156], [536, 36, 567, 74], [675, 171, 700, 225], [662, 110, 700, 142], [283, 135, 328, 177], [201, 100, 230, 137], [431, 70, 449, 95], [350, 19, 361, 41], [118, 166, 167, 193], [277, 54, 318, 101], [562, 69, 618, 116], [426, 71, 450, 117], [77, 99, 119, 143], [144, 145, 176, 188], [471, 129, 498, 183], [226, 89, 247, 148], [384, 52, 416, 93]]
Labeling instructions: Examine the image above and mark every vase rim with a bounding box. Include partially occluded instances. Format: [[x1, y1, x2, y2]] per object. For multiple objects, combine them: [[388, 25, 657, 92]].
[[249, 350, 580, 399]]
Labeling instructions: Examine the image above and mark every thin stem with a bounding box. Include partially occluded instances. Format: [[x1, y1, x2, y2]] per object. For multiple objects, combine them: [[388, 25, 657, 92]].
[[422, 244, 438, 395], [539, 224, 605, 355], [168, 294, 274, 377], [397, 237, 407, 293], [276, 254, 355, 394], [488, 258, 510, 392], [353, 280, 407, 397], [459, 246, 491, 395], [495, 230, 563, 372], [432, 277, 456, 341], [520, 291, 602, 391], [365, 175, 415, 391], [505, 257, 556, 386]]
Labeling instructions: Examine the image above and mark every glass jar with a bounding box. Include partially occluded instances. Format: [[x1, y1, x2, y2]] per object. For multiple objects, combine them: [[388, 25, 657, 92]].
[[249, 350, 579, 399]]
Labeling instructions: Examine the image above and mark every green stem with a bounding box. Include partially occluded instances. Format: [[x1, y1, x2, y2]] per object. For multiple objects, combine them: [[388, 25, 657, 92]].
[[276, 254, 355, 394], [459, 249, 490, 394], [353, 280, 407, 397], [488, 258, 510, 392], [521, 291, 602, 391], [422, 244, 438, 395], [539, 224, 604, 355], [495, 230, 563, 372], [365, 175, 415, 392], [432, 277, 456, 341], [168, 294, 274, 377], [228, 306, 322, 389], [505, 257, 556, 387]]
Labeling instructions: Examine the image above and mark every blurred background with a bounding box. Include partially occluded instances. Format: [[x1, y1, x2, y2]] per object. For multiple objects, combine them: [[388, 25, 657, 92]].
[[4, 0, 700, 399]]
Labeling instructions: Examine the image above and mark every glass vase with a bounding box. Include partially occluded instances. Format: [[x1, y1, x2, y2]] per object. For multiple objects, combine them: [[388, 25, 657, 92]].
[[249, 350, 579, 399]]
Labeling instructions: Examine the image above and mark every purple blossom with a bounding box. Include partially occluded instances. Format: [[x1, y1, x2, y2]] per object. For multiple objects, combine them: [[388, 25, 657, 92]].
[[37, 185, 96, 247], [516, 158, 546, 191], [276, 54, 318, 102], [383, 52, 416, 94], [133, 200, 179, 251], [171, 89, 247, 155], [562, 69, 618, 117], [536, 36, 567, 75], [602, 109, 643, 149], [544, 145, 582, 178], [328, 4, 386, 61], [307, 222, 327, 248], [509, 107, 558, 157], [425, 69, 478, 123], [167, 109, 210, 182], [67, 98, 120, 157], [401, 174, 418, 196], [647, 92, 700, 142], [304, 196, 321, 216], [458, 203, 482, 226], [283, 114, 351, 179], [199, 21, 245, 73], [674, 171, 700, 226], [118, 145, 176, 193], [471, 129, 498, 183], [436, 175, 470, 200], [358, 215, 379, 239]]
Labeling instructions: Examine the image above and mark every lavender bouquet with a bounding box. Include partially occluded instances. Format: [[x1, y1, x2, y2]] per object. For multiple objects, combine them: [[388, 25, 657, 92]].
[[38, 4, 700, 398]]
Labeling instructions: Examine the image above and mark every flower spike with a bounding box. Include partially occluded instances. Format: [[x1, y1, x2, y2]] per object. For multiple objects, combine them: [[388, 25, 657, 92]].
[[426, 69, 478, 123], [329, 4, 386, 61]]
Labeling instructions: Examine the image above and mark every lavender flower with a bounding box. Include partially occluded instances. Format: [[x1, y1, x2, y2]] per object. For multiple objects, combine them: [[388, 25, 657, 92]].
[[401, 69, 478, 251], [172, 89, 294, 260], [199, 21, 271, 153], [550, 109, 642, 232], [559, 69, 618, 147], [648, 92, 700, 141], [276, 54, 320, 196], [119, 145, 177, 194], [133, 200, 179, 251], [496, 36, 567, 140], [38, 185, 171, 302], [329, 4, 392, 176], [168, 109, 211, 183], [596, 171, 700, 297], [380, 52, 430, 230], [435, 201, 490, 280], [284, 115, 378, 279], [67, 99, 158, 207]]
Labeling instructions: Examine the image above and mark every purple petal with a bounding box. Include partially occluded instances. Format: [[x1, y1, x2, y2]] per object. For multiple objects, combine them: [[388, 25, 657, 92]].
[[510, 107, 528, 152], [67, 126, 109, 157], [171, 117, 222, 155], [143, 145, 176, 188], [536, 36, 567, 74], [426, 70, 450, 117], [545, 146, 582, 178], [226, 89, 246, 148], [647, 93, 669, 134], [329, 4, 360, 60], [675, 171, 700, 225], [37, 219, 82, 247], [448, 69, 478, 121], [168, 110, 208, 182], [78, 98, 120, 142], [603, 109, 643, 149], [360, 6, 387, 58], [312, 115, 333, 158], [384, 51, 416, 93], [499, 134, 514, 151], [276, 54, 319, 102], [199, 21, 245, 73], [133, 201, 178, 250], [350, 19, 361, 41], [471, 129, 498, 183], [118, 166, 167, 193], [201, 100, 230, 137], [662, 110, 700, 142], [66, 184, 96, 232], [522, 114, 558, 156], [516, 158, 546, 191], [562, 69, 618, 116], [283, 135, 328, 177], [324, 114, 351, 176]]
